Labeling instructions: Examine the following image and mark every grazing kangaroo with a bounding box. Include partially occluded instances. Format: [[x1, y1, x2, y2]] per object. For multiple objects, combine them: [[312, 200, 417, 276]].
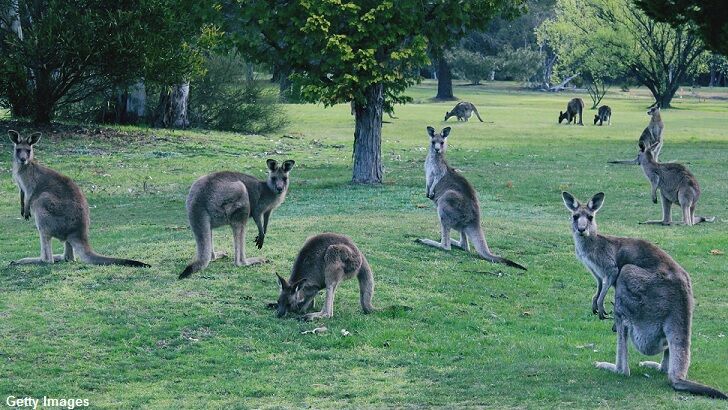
[[637, 142, 714, 226], [594, 105, 612, 126], [562, 191, 727, 400], [179, 159, 295, 279], [416, 126, 526, 270], [558, 98, 584, 125], [609, 105, 664, 164], [8, 130, 149, 267], [275, 233, 375, 320], [444, 101, 483, 122]]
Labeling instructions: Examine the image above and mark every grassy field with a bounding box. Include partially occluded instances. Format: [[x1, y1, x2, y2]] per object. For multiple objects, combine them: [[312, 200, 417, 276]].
[[1, 81, 727, 408]]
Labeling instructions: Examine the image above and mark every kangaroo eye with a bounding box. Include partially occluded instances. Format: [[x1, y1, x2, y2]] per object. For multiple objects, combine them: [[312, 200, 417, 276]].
[[282, 177, 288, 182], [587, 215, 593, 221], [572, 215, 579, 221]]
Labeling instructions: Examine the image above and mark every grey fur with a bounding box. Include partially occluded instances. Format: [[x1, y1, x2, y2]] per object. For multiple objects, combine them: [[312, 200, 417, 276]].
[[444, 101, 483, 122], [417, 126, 526, 270], [562, 191, 726, 400], [637, 142, 714, 226], [275, 233, 374, 320], [179, 158, 294, 279], [559, 98, 584, 125], [609, 106, 664, 164], [8, 130, 149, 267], [594, 105, 612, 126]]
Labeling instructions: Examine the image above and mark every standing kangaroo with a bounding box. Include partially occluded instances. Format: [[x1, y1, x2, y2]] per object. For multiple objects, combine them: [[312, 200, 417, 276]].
[[179, 159, 294, 279], [416, 126, 526, 270], [594, 105, 612, 126], [562, 192, 727, 400], [637, 142, 714, 226], [444, 102, 483, 122], [8, 130, 149, 267], [558, 98, 584, 125], [609, 106, 664, 164], [275, 233, 375, 320]]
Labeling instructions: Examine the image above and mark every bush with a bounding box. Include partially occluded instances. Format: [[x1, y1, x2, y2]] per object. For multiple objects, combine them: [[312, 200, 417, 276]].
[[495, 47, 541, 82], [189, 53, 288, 134], [447, 49, 497, 85]]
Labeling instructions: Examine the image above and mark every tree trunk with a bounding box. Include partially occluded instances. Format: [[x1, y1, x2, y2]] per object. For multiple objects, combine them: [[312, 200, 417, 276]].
[[435, 57, 455, 100], [245, 62, 255, 84], [352, 84, 384, 184], [155, 82, 189, 128], [32, 68, 54, 123]]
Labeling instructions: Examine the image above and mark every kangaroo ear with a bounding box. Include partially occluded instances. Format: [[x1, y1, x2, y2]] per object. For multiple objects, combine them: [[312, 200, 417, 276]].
[[282, 160, 295, 173], [266, 159, 278, 172], [28, 132, 41, 145], [639, 141, 646, 152], [8, 130, 21, 144], [562, 191, 579, 212], [426, 126, 435, 137], [587, 192, 605, 213], [290, 278, 305, 293], [441, 127, 451, 138], [276, 273, 288, 289]]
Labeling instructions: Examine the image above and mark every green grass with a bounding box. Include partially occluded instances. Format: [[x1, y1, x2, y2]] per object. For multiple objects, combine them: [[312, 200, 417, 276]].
[[1, 81, 727, 408]]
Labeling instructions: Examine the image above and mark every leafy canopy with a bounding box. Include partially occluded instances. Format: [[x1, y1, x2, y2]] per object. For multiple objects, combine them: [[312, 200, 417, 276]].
[[232, 0, 522, 108], [634, 0, 728, 56]]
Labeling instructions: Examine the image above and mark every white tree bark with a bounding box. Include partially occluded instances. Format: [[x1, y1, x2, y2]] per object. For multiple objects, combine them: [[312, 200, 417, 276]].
[[126, 81, 146, 119]]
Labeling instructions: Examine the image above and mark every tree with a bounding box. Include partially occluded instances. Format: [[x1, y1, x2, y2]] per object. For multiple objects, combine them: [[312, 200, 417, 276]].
[[0, 0, 214, 124], [537, 0, 705, 108], [634, 0, 728, 56], [231, 0, 521, 184]]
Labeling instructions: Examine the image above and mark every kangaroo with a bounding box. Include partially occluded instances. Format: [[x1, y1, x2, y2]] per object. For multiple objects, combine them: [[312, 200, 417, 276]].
[[637, 142, 714, 226], [562, 191, 727, 400], [609, 105, 664, 164], [594, 105, 612, 126], [416, 126, 526, 270], [444, 101, 483, 122], [275, 233, 375, 320], [558, 98, 584, 125], [8, 130, 149, 267], [179, 159, 295, 279]]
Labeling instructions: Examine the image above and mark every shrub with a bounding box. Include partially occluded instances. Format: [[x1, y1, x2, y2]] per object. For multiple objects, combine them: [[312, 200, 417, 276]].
[[189, 52, 288, 134]]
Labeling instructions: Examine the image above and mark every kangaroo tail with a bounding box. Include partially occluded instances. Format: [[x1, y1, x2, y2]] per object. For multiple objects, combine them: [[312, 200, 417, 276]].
[[179, 218, 212, 279], [473, 107, 484, 122], [608, 157, 639, 164], [356, 256, 375, 313], [70, 239, 150, 267], [466, 226, 527, 271], [671, 379, 727, 400]]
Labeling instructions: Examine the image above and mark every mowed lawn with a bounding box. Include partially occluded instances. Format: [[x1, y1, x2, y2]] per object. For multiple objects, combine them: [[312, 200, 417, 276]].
[[1, 81, 727, 408]]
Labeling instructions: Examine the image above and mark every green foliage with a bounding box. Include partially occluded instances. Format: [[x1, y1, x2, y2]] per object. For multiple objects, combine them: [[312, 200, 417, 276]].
[[0, 0, 218, 123], [189, 52, 287, 134], [448, 46, 541, 84], [231, 0, 523, 108], [537, 0, 706, 107], [635, 0, 728, 56], [495, 47, 542, 81], [447, 49, 498, 85]]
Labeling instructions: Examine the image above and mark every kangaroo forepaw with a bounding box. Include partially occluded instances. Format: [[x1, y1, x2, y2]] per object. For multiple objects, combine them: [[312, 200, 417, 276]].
[[254, 235, 265, 249]]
